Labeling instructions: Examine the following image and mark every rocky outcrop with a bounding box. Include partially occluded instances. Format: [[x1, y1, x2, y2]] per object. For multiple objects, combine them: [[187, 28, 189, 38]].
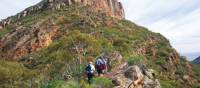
[[0, 21, 59, 60], [46, 0, 124, 18], [0, 0, 124, 30], [103, 52, 161, 88], [113, 65, 161, 88], [0, 18, 12, 30]]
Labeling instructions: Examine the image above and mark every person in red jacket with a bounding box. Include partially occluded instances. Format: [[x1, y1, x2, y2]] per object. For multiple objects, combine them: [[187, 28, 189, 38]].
[[95, 56, 107, 76]]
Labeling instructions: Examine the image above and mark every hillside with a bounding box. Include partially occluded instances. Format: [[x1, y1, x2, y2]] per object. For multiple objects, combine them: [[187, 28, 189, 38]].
[[0, 0, 200, 88], [193, 56, 200, 66]]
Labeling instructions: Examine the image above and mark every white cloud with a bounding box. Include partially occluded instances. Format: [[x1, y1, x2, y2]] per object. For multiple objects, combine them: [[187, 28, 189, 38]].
[[120, 0, 200, 60]]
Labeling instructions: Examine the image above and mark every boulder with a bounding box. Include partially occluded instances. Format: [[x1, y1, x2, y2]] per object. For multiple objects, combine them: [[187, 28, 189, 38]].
[[113, 74, 132, 88], [112, 65, 161, 88], [112, 78, 121, 86], [143, 77, 161, 88], [124, 66, 144, 80]]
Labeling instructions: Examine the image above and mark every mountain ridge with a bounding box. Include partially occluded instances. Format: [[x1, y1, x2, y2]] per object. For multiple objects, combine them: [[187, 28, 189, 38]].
[[0, 0, 200, 88], [193, 56, 200, 66], [0, 0, 124, 30]]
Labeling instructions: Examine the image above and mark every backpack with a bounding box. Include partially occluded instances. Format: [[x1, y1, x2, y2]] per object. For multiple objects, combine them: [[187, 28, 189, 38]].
[[96, 58, 106, 70], [95, 58, 102, 66], [86, 65, 92, 73], [100, 63, 106, 70]]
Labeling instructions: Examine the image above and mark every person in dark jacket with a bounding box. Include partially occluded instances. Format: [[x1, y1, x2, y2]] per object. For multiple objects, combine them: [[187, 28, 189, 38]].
[[85, 61, 95, 84]]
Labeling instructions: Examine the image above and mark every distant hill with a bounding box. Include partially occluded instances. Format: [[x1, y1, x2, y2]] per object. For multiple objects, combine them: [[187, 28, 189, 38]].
[[193, 56, 200, 66]]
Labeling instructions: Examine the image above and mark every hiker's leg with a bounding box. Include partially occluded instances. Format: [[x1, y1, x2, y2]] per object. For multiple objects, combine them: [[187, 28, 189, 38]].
[[100, 69, 103, 76], [88, 78, 91, 84], [97, 69, 101, 76], [88, 73, 94, 84], [90, 73, 94, 84], [87, 73, 91, 84]]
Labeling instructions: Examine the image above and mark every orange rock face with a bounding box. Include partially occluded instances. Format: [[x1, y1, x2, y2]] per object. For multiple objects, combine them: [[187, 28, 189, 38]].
[[49, 0, 125, 19], [83, 0, 125, 19], [0, 24, 59, 60]]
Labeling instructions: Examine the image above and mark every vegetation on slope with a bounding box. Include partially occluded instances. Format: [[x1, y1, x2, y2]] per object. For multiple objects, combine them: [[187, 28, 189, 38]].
[[0, 4, 200, 88]]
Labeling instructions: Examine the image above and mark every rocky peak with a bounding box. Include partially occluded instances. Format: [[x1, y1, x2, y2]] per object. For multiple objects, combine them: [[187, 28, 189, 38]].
[[45, 0, 124, 18], [0, 0, 124, 30]]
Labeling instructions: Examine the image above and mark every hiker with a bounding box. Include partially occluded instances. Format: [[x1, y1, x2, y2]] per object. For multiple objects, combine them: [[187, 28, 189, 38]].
[[95, 56, 107, 76], [102, 55, 108, 73], [85, 61, 96, 84]]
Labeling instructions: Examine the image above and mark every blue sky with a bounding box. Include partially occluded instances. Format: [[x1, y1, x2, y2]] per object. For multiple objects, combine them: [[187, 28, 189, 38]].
[[0, 0, 200, 60]]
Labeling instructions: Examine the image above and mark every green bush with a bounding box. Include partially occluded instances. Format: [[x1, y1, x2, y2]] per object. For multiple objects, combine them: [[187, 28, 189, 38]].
[[92, 77, 114, 88], [160, 80, 176, 88], [80, 79, 91, 88], [126, 55, 145, 66], [155, 57, 166, 65], [0, 24, 15, 37], [0, 60, 35, 87], [19, 30, 115, 86], [0, 60, 33, 81], [42, 80, 81, 88]]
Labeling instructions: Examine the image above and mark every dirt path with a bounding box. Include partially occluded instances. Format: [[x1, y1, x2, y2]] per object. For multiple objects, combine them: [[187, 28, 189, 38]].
[[103, 62, 128, 79]]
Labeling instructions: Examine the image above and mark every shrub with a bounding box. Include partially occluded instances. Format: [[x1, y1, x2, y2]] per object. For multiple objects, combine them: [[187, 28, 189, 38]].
[[42, 80, 81, 88], [0, 60, 35, 87], [0, 24, 15, 37], [80, 79, 91, 88], [92, 77, 114, 88], [0, 60, 33, 81], [160, 80, 176, 88], [126, 55, 145, 66], [20, 30, 115, 86]]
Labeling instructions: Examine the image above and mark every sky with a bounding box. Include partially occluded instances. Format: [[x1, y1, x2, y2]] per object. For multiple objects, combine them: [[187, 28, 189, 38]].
[[119, 0, 200, 60], [0, 0, 41, 20], [0, 0, 199, 60]]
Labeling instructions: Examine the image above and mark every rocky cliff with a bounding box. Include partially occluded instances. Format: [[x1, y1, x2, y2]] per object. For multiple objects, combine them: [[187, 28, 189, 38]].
[[0, 0, 200, 88], [0, 0, 124, 30], [0, 0, 124, 60]]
